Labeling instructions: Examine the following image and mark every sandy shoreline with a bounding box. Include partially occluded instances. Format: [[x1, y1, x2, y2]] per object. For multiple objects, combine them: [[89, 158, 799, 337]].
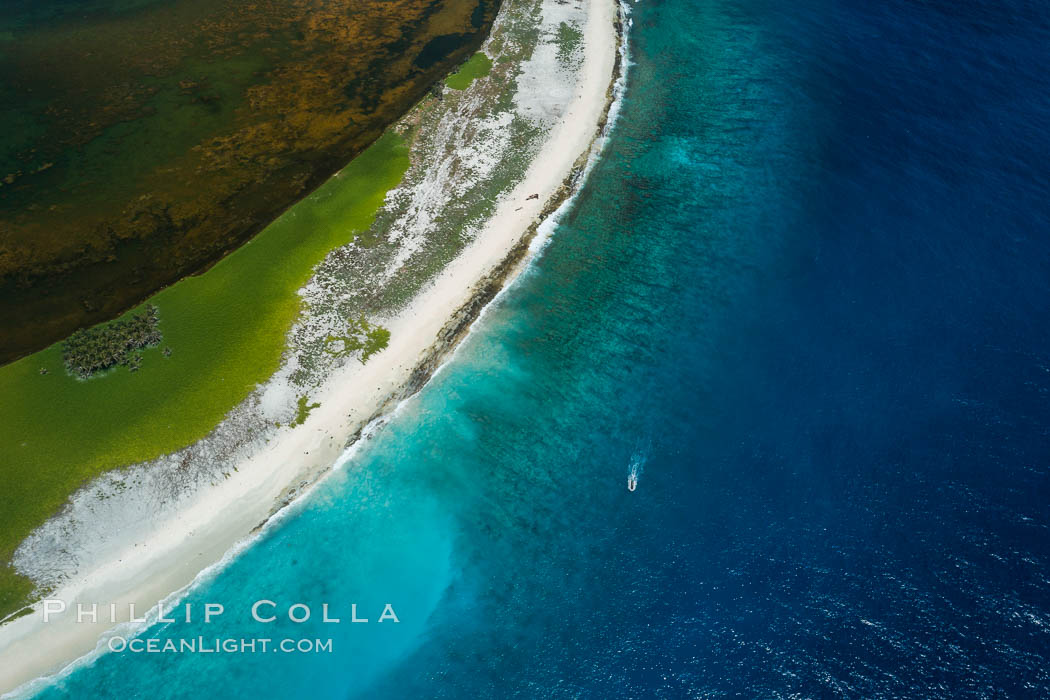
[[0, 0, 622, 694]]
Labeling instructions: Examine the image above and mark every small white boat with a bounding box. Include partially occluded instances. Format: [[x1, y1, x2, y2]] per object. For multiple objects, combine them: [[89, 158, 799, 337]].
[[627, 473, 637, 491]]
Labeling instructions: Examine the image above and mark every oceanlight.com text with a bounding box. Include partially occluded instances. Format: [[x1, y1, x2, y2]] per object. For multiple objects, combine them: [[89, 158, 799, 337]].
[[107, 636, 334, 654]]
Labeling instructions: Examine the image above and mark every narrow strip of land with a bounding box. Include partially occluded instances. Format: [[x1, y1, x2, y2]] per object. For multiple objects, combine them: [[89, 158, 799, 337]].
[[0, 0, 620, 692]]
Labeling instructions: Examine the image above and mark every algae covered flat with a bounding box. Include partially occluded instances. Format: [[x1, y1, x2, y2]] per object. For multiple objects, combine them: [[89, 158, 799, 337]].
[[0, 0, 499, 364]]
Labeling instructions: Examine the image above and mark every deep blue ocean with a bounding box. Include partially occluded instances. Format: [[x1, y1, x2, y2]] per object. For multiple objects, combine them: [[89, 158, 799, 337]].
[[23, 0, 1050, 697]]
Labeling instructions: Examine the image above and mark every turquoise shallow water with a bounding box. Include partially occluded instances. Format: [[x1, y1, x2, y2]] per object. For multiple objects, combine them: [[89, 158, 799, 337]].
[[23, 0, 1050, 696]]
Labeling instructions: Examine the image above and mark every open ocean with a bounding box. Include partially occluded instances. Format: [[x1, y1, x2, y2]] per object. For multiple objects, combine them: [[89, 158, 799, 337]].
[[22, 0, 1050, 697]]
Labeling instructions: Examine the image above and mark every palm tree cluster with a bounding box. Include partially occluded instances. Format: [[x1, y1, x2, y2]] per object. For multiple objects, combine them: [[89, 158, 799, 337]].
[[61, 305, 163, 378]]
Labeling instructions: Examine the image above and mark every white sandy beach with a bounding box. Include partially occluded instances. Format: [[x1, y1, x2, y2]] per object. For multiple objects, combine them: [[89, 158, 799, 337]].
[[0, 0, 620, 694]]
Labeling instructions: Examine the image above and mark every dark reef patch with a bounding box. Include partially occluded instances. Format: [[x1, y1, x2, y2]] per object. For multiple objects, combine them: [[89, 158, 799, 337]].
[[414, 33, 470, 69]]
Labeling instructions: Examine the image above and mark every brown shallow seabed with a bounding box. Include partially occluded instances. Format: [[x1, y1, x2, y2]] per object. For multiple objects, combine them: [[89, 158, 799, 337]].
[[0, 0, 500, 364]]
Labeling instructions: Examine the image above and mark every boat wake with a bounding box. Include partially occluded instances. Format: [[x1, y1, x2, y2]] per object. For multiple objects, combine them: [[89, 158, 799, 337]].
[[627, 440, 649, 491]]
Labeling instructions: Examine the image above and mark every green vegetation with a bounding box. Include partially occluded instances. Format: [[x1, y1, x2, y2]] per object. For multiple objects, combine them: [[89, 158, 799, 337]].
[[555, 21, 583, 66], [0, 132, 410, 618], [0, 567, 33, 623], [361, 326, 392, 362], [445, 52, 493, 90], [61, 305, 162, 378], [290, 395, 321, 428], [323, 316, 392, 363]]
